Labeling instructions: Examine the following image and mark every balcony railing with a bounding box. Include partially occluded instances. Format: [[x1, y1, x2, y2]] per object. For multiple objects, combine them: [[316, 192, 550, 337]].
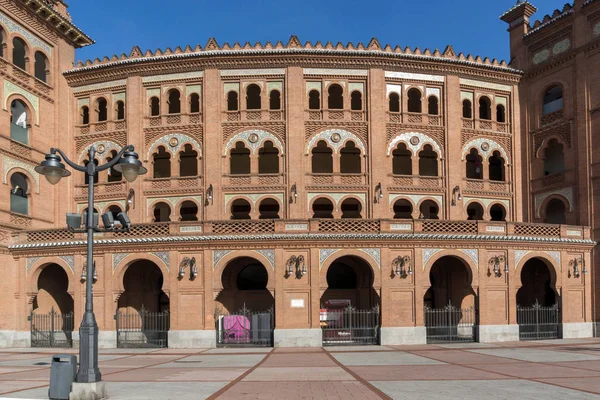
[[390, 175, 443, 189], [144, 176, 203, 191], [75, 181, 127, 197], [464, 178, 511, 193], [222, 173, 283, 186], [10, 123, 28, 145], [305, 109, 366, 122], [461, 118, 511, 133], [14, 219, 589, 244], [386, 112, 443, 126], [224, 110, 284, 122], [144, 113, 202, 127], [307, 173, 366, 186]]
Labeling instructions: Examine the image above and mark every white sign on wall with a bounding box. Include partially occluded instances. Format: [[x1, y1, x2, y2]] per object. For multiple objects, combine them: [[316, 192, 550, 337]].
[[291, 299, 305, 308]]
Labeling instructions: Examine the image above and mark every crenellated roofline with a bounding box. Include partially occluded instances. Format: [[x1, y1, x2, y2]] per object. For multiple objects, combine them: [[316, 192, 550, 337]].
[[64, 36, 520, 77]]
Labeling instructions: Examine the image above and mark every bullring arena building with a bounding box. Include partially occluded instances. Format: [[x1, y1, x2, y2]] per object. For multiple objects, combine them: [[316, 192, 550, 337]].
[[0, 0, 598, 348]]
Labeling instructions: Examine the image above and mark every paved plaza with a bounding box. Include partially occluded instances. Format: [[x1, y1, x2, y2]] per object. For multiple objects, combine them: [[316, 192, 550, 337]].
[[1, 339, 600, 399]]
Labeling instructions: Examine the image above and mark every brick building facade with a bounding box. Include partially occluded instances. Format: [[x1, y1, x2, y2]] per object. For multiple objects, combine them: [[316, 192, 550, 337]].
[[0, 0, 597, 348]]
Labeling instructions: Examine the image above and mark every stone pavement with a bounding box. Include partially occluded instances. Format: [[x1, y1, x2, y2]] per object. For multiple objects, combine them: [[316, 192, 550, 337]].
[[1, 339, 600, 399]]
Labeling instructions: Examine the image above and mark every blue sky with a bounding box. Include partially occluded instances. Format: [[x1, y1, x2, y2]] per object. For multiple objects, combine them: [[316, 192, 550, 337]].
[[70, 0, 570, 64]]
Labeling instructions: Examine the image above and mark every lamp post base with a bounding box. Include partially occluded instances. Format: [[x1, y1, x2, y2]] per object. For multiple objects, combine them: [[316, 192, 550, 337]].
[[69, 382, 107, 400], [76, 312, 101, 383]]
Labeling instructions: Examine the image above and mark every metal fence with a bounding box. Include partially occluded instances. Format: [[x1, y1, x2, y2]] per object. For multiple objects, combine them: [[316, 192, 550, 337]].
[[517, 302, 560, 340], [29, 309, 74, 348], [424, 303, 476, 343], [216, 306, 274, 347], [115, 309, 170, 348], [321, 307, 380, 346]]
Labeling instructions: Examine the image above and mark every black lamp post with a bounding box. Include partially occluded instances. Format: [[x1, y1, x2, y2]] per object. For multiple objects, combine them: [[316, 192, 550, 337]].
[[35, 145, 146, 384]]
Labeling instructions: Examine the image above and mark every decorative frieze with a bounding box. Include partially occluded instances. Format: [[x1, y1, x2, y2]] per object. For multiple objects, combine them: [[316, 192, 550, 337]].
[[112, 253, 130, 270], [151, 252, 170, 270], [0, 11, 52, 55], [26, 257, 41, 273], [461, 138, 509, 164], [142, 71, 204, 83], [146, 88, 161, 99], [4, 81, 39, 124], [305, 68, 367, 76], [360, 248, 380, 269], [223, 82, 239, 94], [305, 129, 365, 155], [306, 81, 322, 95], [221, 68, 285, 76], [426, 88, 440, 98], [552, 39, 570, 55], [255, 249, 275, 268], [387, 132, 442, 157], [213, 250, 232, 268], [73, 79, 127, 94], [186, 84, 202, 97], [147, 133, 202, 160], [77, 98, 90, 107], [458, 249, 478, 269], [77, 140, 122, 163], [267, 82, 282, 93], [348, 82, 364, 94], [3, 155, 40, 193], [460, 78, 511, 92], [385, 71, 444, 82], [223, 130, 284, 155], [422, 248, 442, 267], [386, 84, 402, 97]]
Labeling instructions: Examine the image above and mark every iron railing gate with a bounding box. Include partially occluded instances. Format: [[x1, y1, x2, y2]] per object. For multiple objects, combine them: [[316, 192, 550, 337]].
[[28, 309, 74, 348], [216, 306, 274, 347], [321, 307, 380, 346], [115, 308, 170, 348], [517, 302, 560, 340], [424, 303, 476, 343]]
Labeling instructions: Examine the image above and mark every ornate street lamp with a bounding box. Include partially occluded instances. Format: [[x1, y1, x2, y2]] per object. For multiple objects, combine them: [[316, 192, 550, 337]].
[[35, 145, 146, 386]]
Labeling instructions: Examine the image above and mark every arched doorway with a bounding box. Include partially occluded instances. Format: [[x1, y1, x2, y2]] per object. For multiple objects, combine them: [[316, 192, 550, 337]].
[[424, 256, 477, 343], [320, 256, 380, 345], [116, 260, 170, 348], [215, 257, 274, 347], [516, 258, 560, 340], [30, 264, 74, 347]]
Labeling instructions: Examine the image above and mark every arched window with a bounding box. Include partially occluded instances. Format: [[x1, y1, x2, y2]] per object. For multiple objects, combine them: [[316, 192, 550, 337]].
[[462, 99, 472, 118], [269, 90, 281, 110], [246, 84, 261, 109], [80, 106, 89, 125], [350, 91, 362, 111], [392, 143, 412, 175], [428, 96, 439, 115], [496, 104, 506, 123], [543, 86, 563, 115], [107, 205, 122, 221], [153, 202, 171, 222], [466, 148, 483, 179], [489, 151, 505, 181], [189, 93, 200, 113], [340, 141, 361, 173], [230, 142, 250, 175], [258, 141, 279, 174], [167, 89, 181, 114], [107, 150, 122, 182], [150, 97, 160, 116], [544, 139, 564, 176], [407, 88, 422, 113], [393, 199, 413, 219], [308, 90, 320, 110], [34, 51, 48, 82], [327, 84, 343, 109], [419, 200, 439, 219], [12, 37, 26, 70], [490, 204, 506, 222], [115, 101, 125, 120], [83, 159, 99, 184], [467, 203, 484, 220], [544, 199, 566, 224], [312, 198, 333, 218], [311, 140, 333, 173], [227, 91, 238, 111], [418, 144, 438, 177], [0, 28, 4, 58], [180, 200, 198, 221], [231, 199, 251, 220], [389, 93, 400, 113], [96, 97, 107, 122], [179, 144, 198, 177], [153, 146, 171, 178], [479, 96, 491, 120], [10, 173, 28, 215], [341, 198, 362, 218], [10, 100, 29, 144], [258, 198, 280, 219]]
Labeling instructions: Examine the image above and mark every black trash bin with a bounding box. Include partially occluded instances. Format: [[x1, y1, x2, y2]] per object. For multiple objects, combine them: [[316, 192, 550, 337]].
[[49, 354, 77, 400]]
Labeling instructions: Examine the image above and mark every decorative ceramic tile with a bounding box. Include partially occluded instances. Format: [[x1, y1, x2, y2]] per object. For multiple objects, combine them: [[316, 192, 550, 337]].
[[186, 84, 202, 96], [486, 225, 505, 233], [255, 249, 275, 269], [78, 140, 122, 163], [26, 257, 41, 273], [223, 82, 239, 94], [461, 138, 509, 164], [459, 78, 511, 92], [4, 81, 39, 124], [180, 225, 203, 232], [547, 251, 561, 270], [112, 253, 130, 270], [3, 155, 40, 193], [422, 248, 442, 268], [348, 82, 364, 94], [147, 133, 202, 160], [147, 196, 202, 210], [213, 250, 232, 268], [306, 81, 321, 94], [461, 91, 474, 101], [112, 92, 126, 103], [221, 68, 285, 76], [426, 88, 440, 98], [532, 49, 550, 65], [386, 84, 402, 97], [385, 71, 444, 82], [566, 229, 582, 237], [496, 97, 507, 107], [304, 68, 368, 76], [77, 98, 90, 107], [319, 249, 340, 269], [388, 193, 443, 209], [387, 132, 442, 157], [267, 81, 282, 93], [535, 187, 573, 217], [514, 250, 529, 268], [0, 11, 52, 54], [390, 223, 412, 231], [360, 248, 380, 269], [73, 79, 127, 94], [142, 71, 204, 83], [151, 252, 170, 270], [306, 129, 365, 155], [223, 129, 284, 155], [146, 88, 161, 98], [458, 249, 478, 269], [552, 38, 570, 55], [58, 256, 75, 273]]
